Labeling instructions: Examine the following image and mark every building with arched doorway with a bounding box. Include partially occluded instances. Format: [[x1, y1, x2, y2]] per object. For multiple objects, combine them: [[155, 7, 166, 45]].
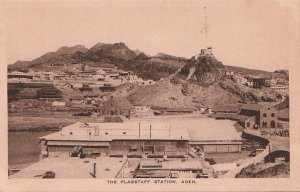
[[260, 105, 278, 128], [239, 102, 288, 129]]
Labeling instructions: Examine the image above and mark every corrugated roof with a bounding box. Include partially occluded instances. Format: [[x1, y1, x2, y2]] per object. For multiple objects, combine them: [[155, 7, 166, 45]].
[[40, 118, 241, 143], [47, 141, 110, 146], [40, 122, 191, 141]]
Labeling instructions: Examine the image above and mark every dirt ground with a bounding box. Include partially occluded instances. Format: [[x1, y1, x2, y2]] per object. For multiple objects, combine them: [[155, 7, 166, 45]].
[[208, 150, 252, 164], [8, 115, 105, 130]]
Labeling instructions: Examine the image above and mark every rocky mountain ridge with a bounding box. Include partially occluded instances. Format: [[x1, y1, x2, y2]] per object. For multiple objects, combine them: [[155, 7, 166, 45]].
[[8, 42, 287, 107]]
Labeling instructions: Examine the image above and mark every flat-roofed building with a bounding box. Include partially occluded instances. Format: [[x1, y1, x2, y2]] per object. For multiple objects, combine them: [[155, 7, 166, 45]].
[[135, 159, 204, 178], [186, 119, 242, 153], [39, 118, 243, 158], [9, 156, 128, 179], [39, 122, 190, 158]]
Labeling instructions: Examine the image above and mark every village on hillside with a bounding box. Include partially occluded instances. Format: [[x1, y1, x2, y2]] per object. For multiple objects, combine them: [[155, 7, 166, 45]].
[[8, 46, 290, 179], [5, 0, 296, 182]]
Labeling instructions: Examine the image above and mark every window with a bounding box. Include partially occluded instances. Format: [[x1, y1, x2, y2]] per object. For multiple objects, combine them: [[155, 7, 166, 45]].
[[129, 146, 137, 152], [271, 113, 275, 117], [246, 122, 250, 128], [263, 113, 267, 117]]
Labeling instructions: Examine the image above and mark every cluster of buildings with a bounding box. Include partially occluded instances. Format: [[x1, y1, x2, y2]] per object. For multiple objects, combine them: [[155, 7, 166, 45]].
[[10, 119, 242, 178], [210, 101, 289, 130], [7, 63, 156, 97], [225, 69, 289, 95], [7, 62, 157, 115]]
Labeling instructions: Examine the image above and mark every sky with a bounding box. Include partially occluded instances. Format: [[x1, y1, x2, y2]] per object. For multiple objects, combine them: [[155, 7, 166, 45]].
[[3, 0, 300, 71]]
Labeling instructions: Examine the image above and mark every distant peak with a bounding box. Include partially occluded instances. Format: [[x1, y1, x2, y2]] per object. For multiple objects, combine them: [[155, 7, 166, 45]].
[[56, 45, 88, 54], [155, 53, 169, 57], [133, 49, 143, 55], [114, 42, 126, 46], [90, 42, 105, 49], [135, 53, 149, 60]]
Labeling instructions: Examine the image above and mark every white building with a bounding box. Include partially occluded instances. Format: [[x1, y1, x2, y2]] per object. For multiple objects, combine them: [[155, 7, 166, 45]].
[[52, 101, 66, 107]]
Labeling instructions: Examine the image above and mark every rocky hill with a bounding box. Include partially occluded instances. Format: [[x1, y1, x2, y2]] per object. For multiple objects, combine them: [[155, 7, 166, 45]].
[[8, 42, 190, 81], [122, 53, 187, 81], [172, 54, 225, 86], [8, 45, 88, 72], [84, 42, 137, 62], [8, 42, 286, 108], [114, 54, 278, 108]]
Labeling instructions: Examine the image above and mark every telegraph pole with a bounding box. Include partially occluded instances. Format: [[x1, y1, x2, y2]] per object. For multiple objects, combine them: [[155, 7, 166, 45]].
[[201, 6, 209, 48]]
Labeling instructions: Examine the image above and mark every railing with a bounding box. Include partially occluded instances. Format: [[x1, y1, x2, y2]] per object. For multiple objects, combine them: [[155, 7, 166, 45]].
[[115, 158, 129, 178], [187, 146, 198, 158], [221, 130, 272, 178]]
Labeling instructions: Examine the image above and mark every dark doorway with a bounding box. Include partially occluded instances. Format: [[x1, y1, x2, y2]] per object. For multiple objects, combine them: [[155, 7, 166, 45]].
[[246, 122, 250, 128], [262, 121, 268, 128], [271, 121, 276, 128]]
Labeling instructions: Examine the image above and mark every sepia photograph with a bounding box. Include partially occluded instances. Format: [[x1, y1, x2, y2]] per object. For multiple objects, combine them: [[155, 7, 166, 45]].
[[1, 0, 300, 191]]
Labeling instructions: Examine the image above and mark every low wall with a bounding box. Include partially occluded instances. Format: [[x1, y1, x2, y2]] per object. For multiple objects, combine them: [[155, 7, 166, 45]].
[[221, 129, 271, 178]]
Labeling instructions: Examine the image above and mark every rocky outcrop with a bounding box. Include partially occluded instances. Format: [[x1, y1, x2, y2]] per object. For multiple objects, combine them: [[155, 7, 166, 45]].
[[236, 162, 290, 178], [172, 54, 225, 86]]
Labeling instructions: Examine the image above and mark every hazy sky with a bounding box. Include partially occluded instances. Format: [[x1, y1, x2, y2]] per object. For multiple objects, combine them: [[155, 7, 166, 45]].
[[3, 0, 300, 71]]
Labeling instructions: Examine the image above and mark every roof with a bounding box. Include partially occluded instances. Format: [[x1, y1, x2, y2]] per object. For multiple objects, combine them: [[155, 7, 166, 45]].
[[133, 170, 170, 178], [47, 141, 110, 147], [209, 113, 250, 122], [70, 104, 97, 109], [9, 156, 126, 179], [277, 109, 289, 120], [38, 87, 62, 92], [140, 159, 203, 170], [185, 119, 242, 141], [84, 92, 99, 97], [162, 159, 202, 170], [140, 160, 162, 168], [246, 75, 271, 80], [274, 99, 289, 110], [240, 103, 260, 111], [212, 105, 240, 113], [165, 108, 194, 113], [40, 118, 241, 143], [40, 122, 191, 141]]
